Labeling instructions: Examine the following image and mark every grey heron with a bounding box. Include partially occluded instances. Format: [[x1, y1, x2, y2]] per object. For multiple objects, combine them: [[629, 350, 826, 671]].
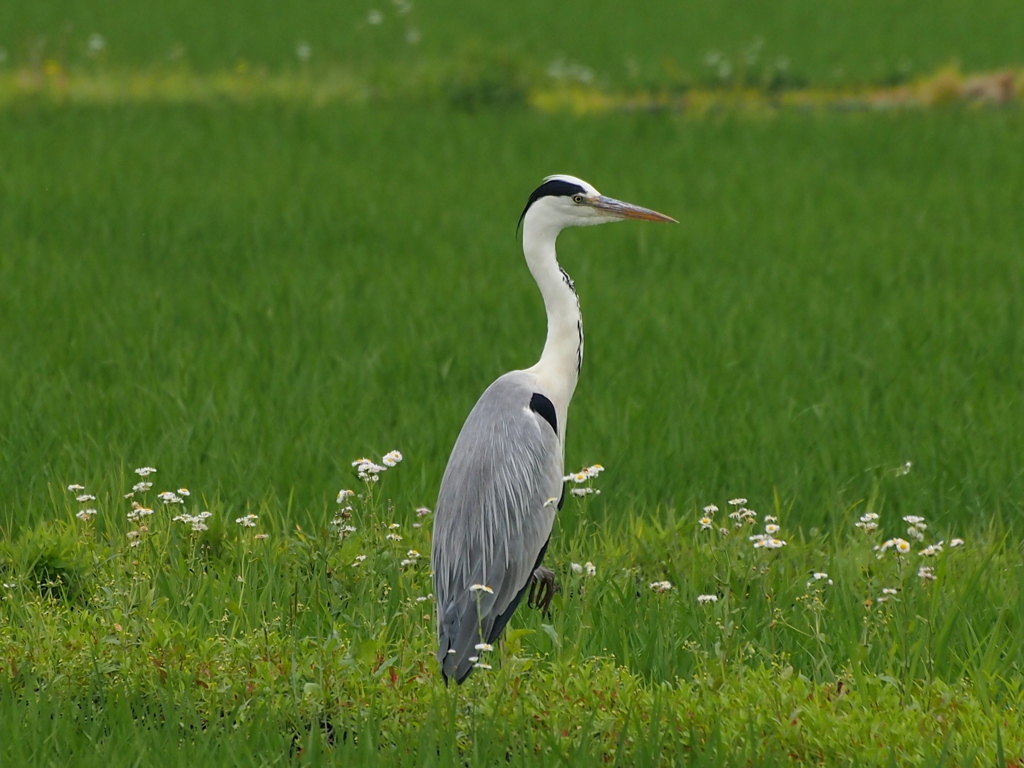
[[431, 175, 676, 683]]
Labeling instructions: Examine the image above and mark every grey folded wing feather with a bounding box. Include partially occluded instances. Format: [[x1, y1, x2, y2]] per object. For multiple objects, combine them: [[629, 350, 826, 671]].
[[431, 373, 563, 683]]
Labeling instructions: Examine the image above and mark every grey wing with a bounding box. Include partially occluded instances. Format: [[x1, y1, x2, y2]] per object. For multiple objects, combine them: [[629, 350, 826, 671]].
[[431, 373, 563, 683]]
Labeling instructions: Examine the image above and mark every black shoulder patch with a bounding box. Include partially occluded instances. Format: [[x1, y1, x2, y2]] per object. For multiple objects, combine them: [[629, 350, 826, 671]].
[[529, 392, 558, 435], [517, 178, 587, 234]]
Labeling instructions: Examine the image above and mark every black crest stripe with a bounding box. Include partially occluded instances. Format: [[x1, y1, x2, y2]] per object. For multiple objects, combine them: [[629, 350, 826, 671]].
[[517, 179, 587, 234], [528, 392, 558, 435]]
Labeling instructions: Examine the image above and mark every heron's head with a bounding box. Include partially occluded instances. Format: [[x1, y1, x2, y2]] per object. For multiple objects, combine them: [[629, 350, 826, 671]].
[[518, 174, 677, 235]]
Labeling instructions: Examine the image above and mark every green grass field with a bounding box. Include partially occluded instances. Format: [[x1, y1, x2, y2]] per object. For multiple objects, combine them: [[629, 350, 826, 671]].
[[2, 1, 1024, 764], [4, 0, 1024, 88]]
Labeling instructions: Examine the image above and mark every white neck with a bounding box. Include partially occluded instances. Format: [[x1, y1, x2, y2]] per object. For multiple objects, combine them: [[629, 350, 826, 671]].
[[521, 214, 583, 422]]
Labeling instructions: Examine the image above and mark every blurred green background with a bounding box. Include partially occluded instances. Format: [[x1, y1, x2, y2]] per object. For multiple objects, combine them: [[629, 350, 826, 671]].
[[3, 0, 1023, 88], [1, 1, 1022, 534]]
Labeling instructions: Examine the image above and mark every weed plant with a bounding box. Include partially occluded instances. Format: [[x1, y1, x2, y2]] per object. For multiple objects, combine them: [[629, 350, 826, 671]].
[[2, 457, 1022, 764]]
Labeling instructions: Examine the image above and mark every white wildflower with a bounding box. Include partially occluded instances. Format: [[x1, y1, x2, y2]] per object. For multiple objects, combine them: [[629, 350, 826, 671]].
[[134, 467, 157, 477], [949, 538, 964, 548], [876, 538, 910, 557], [76, 494, 96, 503], [236, 514, 258, 527], [127, 506, 153, 521], [385, 533, 402, 541], [702, 504, 718, 515], [474, 643, 493, 652], [918, 566, 936, 581], [416, 507, 431, 516], [382, 450, 403, 467], [753, 536, 787, 549], [337, 489, 355, 504], [728, 498, 747, 506], [649, 580, 673, 593], [699, 516, 713, 530], [919, 542, 943, 557], [570, 562, 583, 574], [469, 584, 494, 594], [76, 509, 97, 521], [696, 594, 718, 604], [67, 484, 86, 492], [585, 561, 596, 577], [807, 571, 834, 587], [856, 512, 880, 532]]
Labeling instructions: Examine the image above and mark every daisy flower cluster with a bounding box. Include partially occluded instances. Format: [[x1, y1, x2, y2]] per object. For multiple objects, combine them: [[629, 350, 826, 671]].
[[332, 488, 357, 539], [563, 463, 604, 497], [351, 450, 403, 483], [157, 489, 189, 505], [875, 537, 911, 557], [570, 561, 596, 577], [67, 483, 98, 522], [173, 510, 213, 533], [902, 515, 928, 542], [400, 549, 421, 567], [726, 498, 756, 529], [127, 502, 155, 523], [870, 513, 962, 561], [750, 516, 786, 549], [855, 512, 879, 533], [861, 513, 965, 602], [470, 641, 494, 670]]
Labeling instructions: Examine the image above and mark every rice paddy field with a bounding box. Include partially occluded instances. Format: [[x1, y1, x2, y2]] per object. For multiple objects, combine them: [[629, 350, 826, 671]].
[[2, 1, 1024, 765]]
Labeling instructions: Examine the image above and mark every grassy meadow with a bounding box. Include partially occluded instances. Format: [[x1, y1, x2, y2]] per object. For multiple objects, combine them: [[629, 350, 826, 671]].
[[3, 1, 1024, 765]]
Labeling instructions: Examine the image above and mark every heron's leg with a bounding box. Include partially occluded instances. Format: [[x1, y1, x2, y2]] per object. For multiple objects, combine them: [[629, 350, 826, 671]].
[[527, 566, 558, 614]]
